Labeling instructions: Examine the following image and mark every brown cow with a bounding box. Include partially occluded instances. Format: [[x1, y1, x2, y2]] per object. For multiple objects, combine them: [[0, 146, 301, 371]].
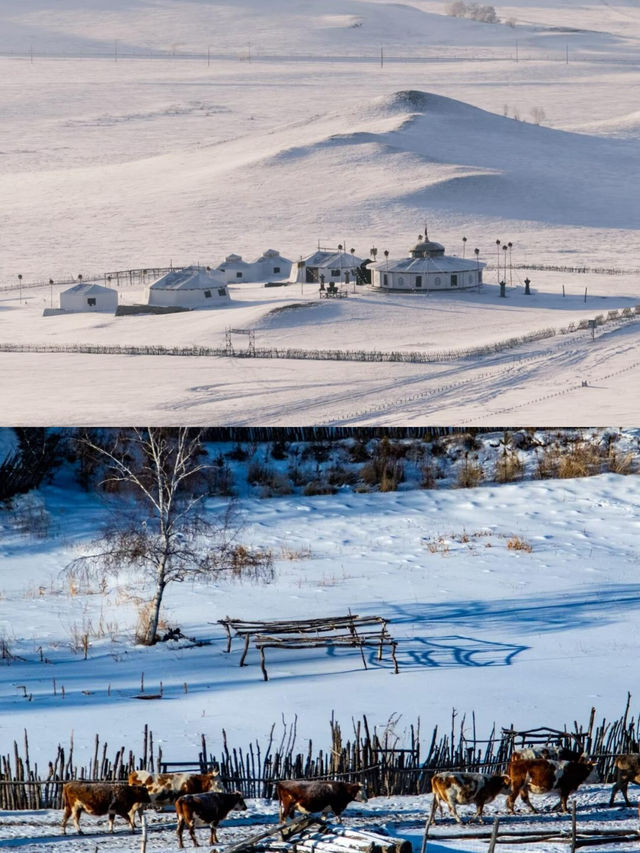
[[429, 771, 511, 825], [506, 757, 595, 814], [61, 781, 150, 834], [609, 754, 640, 806], [175, 790, 247, 848], [276, 780, 367, 822], [127, 769, 224, 809]]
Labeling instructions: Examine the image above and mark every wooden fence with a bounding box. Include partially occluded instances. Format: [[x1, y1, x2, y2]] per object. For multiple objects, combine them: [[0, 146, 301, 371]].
[[1, 306, 638, 367], [2, 702, 639, 811]]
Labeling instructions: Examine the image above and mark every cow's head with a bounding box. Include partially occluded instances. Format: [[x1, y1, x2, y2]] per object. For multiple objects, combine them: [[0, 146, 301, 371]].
[[355, 783, 368, 803], [233, 791, 248, 811]]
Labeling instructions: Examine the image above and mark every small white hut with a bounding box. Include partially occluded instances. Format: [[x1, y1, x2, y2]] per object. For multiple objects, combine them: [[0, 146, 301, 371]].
[[148, 266, 231, 309], [215, 249, 292, 283], [215, 253, 252, 283], [292, 246, 364, 285], [371, 233, 485, 292], [59, 282, 118, 313], [251, 249, 292, 282]]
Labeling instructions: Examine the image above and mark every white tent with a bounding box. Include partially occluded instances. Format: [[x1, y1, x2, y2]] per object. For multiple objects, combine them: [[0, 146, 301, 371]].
[[250, 249, 292, 282], [59, 282, 118, 313], [291, 248, 363, 284], [215, 253, 252, 283], [216, 249, 292, 283], [148, 266, 231, 309]]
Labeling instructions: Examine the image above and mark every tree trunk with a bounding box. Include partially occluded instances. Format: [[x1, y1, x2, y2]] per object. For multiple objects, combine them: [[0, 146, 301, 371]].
[[143, 552, 169, 645]]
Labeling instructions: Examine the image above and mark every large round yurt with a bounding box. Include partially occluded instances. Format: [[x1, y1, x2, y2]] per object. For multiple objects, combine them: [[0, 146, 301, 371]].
[[371, 234, 485, 292]]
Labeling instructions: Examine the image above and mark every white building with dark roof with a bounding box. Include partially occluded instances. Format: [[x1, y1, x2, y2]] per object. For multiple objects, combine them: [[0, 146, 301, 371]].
[[292, 246, 364, 284], [59, 282, 118, 313], [147, 266, 231, 309], [371, 233, 485, 292]]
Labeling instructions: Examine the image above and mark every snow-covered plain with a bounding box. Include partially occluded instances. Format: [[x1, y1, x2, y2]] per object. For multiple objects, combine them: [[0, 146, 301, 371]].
[[1, 0, 640, 423], [3, 432, 640, 848]]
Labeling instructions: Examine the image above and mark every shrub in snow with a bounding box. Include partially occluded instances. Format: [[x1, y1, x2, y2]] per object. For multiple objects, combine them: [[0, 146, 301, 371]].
[[456, 455, 484, 488], [446, 1, 499, 23]]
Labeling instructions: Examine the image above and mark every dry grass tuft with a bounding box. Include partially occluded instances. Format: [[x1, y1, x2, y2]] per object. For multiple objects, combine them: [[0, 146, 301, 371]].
[[507, 536, 533, 552]]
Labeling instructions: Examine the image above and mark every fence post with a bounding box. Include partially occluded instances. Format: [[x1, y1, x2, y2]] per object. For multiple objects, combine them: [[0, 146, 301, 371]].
[[140, 810, 148, 853], [488, 816, 500, 853], [571, 799, 577, 853], [419, 816, 430, 853]]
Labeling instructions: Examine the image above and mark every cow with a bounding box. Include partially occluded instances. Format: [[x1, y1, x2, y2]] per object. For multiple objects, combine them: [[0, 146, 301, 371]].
[[127, 769, 224, 810], [61, 781, 150, 834], [428, 771, 511, 825], [276, 780, 367, 822], [609, 754, 640, 806], [175, 790, 247, 848], [506, 757, 595, 814], [511, 746, 583, 762]]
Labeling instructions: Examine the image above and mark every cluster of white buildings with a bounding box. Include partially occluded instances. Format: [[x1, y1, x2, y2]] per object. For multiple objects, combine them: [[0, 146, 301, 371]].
[[45, 231, 485, 315]]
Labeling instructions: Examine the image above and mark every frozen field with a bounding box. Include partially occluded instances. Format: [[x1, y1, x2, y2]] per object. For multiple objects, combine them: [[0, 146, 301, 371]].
[[0, 0, 639, 422]]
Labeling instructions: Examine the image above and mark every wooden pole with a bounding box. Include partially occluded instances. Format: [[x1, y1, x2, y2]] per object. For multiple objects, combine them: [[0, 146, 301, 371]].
[[488, 817, 500, 853], [140, 811, 148, 853], [419, 817, 430, 853], [571, 798, 577, 853]]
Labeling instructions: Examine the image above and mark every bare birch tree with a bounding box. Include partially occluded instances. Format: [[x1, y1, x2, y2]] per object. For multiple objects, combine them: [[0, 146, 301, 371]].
[[66, 428, 271, 645]]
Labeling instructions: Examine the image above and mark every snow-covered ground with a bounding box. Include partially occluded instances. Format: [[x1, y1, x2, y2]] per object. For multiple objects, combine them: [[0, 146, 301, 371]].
[[0, 0, 639, 422], [2, 787, 639, 853]]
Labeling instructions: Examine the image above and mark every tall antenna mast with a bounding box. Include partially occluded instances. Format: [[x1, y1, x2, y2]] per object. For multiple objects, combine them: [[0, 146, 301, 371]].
[[424, 221, 429, 240]]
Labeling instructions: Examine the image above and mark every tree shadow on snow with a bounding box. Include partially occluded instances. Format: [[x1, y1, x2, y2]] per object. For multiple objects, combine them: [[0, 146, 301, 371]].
[[386, 584, 640, 635]]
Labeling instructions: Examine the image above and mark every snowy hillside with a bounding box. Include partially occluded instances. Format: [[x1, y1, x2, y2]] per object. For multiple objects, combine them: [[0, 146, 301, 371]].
[[0, 1, 639, 422]]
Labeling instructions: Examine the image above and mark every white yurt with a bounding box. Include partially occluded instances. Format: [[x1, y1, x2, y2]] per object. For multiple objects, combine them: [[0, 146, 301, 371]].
[[292, 246, 363, 284], [215, 249, 292, 283], [215, 253, 252, 283], [251, 249, 292, 282], [59, 282, 118, 313], [371, 233, 485, 292], [148, 266, 231, 309]]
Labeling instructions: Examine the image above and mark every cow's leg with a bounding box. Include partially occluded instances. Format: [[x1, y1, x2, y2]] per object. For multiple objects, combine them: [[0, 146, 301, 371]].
[[519, 786, 537, 814], [107, 809, 116, 833], [177, 815, 186, 849], [61, 803, 71, 834], [187, 815, 199, 847], [72, 804, 84, 834], [608, 782, 618, 807], [427, 793, 440, 826], [621, 780, 631, 807], [209, 824, 218, 845], [472, 803, 486, 824], [445, 793, 463, 825], [127, 805, 138, 832], [506, 785, 519, 814]]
